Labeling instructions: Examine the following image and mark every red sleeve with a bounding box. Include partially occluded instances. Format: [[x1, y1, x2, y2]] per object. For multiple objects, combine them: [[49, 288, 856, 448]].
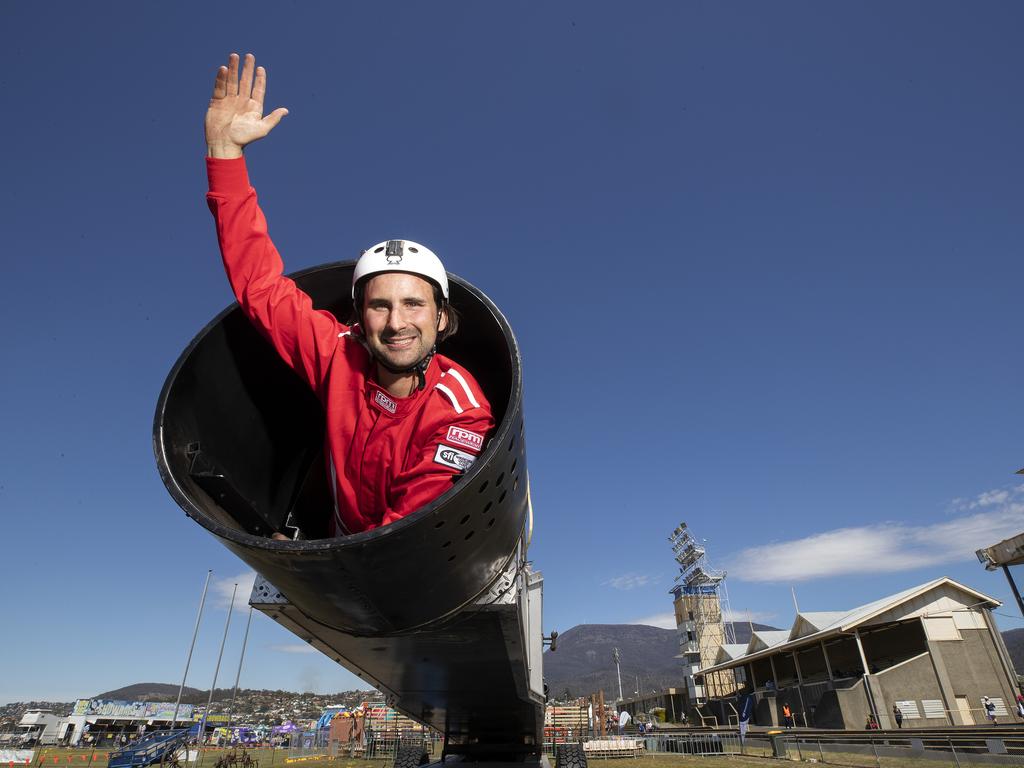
[[379, 406, 496, 528], [206, 157, 342, 392]]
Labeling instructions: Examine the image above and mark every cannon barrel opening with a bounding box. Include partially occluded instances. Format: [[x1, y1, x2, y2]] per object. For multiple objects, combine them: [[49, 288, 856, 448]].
[[154, 262, 529, 635]]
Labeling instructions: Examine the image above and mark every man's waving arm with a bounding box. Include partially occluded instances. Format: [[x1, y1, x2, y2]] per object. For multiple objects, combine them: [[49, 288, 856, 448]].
[[205, 53, 340, 391]]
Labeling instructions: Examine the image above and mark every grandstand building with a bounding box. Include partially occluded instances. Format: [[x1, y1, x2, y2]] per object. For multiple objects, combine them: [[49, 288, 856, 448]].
[[694, 578, 1018, 729]]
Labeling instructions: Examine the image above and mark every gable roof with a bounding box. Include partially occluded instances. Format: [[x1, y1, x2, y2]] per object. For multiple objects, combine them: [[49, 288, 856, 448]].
[[714, 644, 750, 664], [790, 611, 848, 639], [747, 630, 791, 653]]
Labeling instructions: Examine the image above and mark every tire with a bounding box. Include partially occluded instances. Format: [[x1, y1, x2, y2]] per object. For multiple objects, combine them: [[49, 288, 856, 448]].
[[555, 743, 587, 768], [393, 745, 428, 768]]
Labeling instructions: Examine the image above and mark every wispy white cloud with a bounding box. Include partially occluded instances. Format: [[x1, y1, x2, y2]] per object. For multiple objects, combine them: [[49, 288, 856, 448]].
[[631, 612, 676, 629], [725, 485, 1024, 583], [270, 644, 318, 655], [211, 572, 258, 612], [603, 574, 656, 591]]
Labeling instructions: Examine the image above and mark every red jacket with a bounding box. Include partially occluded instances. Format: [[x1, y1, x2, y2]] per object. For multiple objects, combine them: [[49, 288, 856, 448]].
[[206, 158, 494, 535]]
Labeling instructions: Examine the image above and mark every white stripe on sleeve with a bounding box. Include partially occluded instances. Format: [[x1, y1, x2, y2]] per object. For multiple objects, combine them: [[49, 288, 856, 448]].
[[435, 382, 464, 414], [445, 368, 481, 409]]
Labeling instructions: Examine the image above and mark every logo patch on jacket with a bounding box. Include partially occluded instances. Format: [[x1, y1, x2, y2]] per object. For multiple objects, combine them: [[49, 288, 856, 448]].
[[445, 426, 485, 453], [373, 390, 397, 414], [433, 444, 477, 471]]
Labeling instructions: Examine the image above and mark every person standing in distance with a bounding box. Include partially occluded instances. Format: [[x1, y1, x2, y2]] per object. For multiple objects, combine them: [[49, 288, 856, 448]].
[[204, 53, 494, 537]]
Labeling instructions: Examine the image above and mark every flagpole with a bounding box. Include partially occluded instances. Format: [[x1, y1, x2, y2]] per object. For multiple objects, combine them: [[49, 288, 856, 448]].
[[172, 570, 212, 731], [226, 606, 254, 731], [200, 583, 237, 747]]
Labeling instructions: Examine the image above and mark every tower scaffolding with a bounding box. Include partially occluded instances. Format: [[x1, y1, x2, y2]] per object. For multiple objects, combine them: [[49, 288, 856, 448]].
[[669, 522, 736, 706]]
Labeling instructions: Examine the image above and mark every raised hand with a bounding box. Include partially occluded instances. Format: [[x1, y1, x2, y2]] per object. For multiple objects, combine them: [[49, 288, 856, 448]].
[[206, 53, 289, 158]]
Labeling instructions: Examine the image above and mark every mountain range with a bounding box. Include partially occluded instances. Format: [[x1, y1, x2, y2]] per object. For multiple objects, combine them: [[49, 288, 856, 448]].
[[542, 622, 776, 700]]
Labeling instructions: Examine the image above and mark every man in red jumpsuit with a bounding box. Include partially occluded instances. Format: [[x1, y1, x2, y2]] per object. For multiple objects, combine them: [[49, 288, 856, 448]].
[[204, 53, 494, 537]]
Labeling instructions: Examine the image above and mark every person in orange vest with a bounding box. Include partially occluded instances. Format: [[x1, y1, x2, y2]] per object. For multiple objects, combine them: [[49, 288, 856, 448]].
[[782, 702, 793, 729]]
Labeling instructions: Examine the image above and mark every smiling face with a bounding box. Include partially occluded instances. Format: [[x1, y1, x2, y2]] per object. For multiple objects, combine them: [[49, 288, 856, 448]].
[[361, 272, 447, 373]]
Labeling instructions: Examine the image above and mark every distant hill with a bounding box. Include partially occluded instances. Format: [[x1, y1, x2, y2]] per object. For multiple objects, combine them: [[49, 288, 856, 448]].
[[95, 683, 205, 703], [543, 622, 776, 700]]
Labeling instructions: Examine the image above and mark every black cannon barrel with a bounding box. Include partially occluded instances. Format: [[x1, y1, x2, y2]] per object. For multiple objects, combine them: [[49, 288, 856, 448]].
[[154, 262, 529, 636]]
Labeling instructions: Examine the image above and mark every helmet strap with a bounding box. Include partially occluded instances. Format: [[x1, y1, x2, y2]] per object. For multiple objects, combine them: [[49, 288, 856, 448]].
[[374, 345, 436, 391]]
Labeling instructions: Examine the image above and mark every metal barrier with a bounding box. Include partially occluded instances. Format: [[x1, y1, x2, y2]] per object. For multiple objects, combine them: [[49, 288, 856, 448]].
[[542, 731, 742, 759], [281, 725, 437, 762], [739, 730, 1024, 767]]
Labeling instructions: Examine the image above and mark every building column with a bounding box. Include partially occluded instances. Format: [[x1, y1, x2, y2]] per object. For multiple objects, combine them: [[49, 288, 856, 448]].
[[769, 654, 779, 688], [820, 641, 833, 682], [920, 618, 960, 726], [749, 662, 758, 690], [853, 629, 882, 726], [792, 651, 808, 725], [980, 608, 1019, 704]]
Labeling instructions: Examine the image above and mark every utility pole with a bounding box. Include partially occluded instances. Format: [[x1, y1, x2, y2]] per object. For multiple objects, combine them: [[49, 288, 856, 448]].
[[612, 648, 623, 702]]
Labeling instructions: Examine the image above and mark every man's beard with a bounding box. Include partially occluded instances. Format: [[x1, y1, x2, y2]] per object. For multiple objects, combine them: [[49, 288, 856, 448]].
[[373, 330, 430, 371]]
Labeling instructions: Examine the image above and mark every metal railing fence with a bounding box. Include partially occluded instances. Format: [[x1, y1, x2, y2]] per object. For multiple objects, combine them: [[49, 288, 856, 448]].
[[739, 731, 1024, 767]]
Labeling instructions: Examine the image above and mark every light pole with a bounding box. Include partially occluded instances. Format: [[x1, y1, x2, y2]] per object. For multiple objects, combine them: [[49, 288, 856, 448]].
[[612, 648, 623, 702]]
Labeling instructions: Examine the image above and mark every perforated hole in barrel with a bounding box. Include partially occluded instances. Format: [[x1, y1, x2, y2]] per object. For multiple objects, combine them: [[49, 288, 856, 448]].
[[496, 473, 505, 486], [459, 514, 470, 525]]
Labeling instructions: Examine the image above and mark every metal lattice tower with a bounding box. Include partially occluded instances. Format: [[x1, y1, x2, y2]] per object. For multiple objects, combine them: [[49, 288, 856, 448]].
[[668, 522, 735, 704]]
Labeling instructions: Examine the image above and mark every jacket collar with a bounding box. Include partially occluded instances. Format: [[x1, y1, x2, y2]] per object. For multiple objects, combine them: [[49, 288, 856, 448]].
[[367, 356, 442, 417]]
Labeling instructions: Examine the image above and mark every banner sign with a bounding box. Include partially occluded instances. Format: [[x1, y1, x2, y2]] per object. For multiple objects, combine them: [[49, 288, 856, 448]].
[[0, 750, 35, 764], [72, 699, 195, 720]]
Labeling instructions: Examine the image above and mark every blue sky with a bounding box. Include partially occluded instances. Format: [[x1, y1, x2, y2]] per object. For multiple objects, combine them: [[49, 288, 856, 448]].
[[2, 1, 1023, 704]]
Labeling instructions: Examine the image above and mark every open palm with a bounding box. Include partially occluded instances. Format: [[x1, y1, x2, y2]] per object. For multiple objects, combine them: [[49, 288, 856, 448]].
[[206, 53, 288, 157]]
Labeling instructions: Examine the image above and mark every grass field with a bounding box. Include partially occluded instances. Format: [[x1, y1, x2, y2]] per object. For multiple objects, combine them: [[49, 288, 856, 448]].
[[21, 746, 992, 768], [21, 752, 769, 768]]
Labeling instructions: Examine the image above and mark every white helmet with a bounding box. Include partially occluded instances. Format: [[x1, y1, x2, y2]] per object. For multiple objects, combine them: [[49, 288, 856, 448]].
[[352, 239, 449, 300]]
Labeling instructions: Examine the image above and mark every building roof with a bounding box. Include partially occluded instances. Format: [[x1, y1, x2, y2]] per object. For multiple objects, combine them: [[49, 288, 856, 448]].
[[789, 611, 847, 639], [714, 644, 750, 664], [747, 630, 791, 653], [699, 577, 1000, 675]]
